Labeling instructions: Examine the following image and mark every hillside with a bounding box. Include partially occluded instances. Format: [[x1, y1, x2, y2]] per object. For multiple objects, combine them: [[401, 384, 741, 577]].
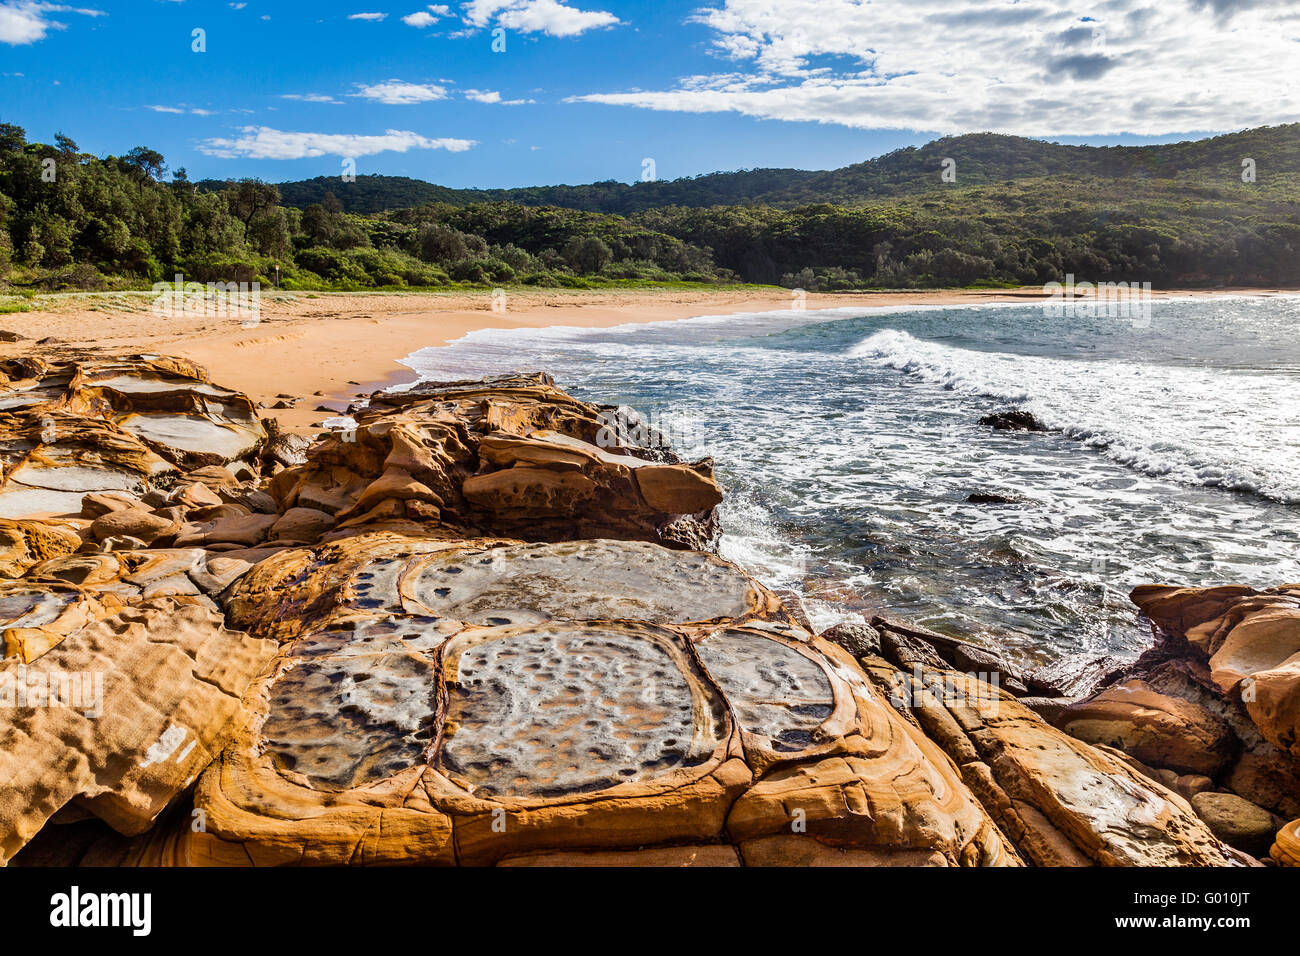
[[260, 125, 1300, 214], [4, 122, 1298, 295]]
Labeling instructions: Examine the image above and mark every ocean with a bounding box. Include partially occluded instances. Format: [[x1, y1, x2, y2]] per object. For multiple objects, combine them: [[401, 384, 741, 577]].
[[398, 296, 1300, 668]]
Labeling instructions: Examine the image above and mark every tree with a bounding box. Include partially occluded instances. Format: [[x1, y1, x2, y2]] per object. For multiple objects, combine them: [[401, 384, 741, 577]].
[[563, 235, 613, 274], [0, 124, 25, 153], [225, 179, 281, 242], [123, 146, 166, 184]]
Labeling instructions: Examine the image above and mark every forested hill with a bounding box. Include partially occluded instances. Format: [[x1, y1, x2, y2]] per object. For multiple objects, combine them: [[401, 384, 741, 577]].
[[253, 125, 1300, 214]]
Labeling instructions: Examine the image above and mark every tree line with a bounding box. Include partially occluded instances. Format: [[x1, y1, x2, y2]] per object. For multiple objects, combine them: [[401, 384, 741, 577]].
[[2, 122, 1297, 295]]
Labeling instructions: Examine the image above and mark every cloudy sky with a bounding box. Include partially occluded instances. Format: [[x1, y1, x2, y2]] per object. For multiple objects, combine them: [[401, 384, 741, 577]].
[[1, 0, 1297, 186]]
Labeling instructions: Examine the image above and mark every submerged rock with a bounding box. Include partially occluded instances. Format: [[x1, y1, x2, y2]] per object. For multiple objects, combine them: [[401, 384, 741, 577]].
[[978, 409, 1050, 432]]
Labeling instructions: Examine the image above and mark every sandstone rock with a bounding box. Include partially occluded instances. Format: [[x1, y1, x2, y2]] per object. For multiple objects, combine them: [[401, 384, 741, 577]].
[[1057, 679, 1236, 776], [863, 658, 1249, 866], [1272, 818, 1300, 866], [1130, 584, 1300, 760], [1189, 792, 1279, 858], [820, 620, 881, 659], [268, 507, 335, 544], [0, 519, 82, 577], [90, 509, 177, 547], [0, 599, 276, 863], [175, 532, 1018, 867]]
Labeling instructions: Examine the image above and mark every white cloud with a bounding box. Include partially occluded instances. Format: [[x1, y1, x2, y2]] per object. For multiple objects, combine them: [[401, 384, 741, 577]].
[[348, 12, 387, 20], [464, 88, 529, 105], [462, 0, 618, 37], [198, 126, 476, 159], [569, 0, 1300, 136], [147, 104, 220, 115], [229, 2, 246, 9], [282, 92, 344, 104], [0, 2, 104, 46], [354, 79, 448, 104], [402, 5, 449, 27]]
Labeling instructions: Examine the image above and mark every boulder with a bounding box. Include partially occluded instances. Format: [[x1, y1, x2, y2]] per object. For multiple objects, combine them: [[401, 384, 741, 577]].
[[1057, 679, 1236, 776], [1189, 791, 1278, 858], [978, 409, 1049, 432], [1129, 585, 1300, 760], [90, 509, 177, 547], [863, 658, 1250, 866], [1272, 818, 1300, 866], [268, 507, 335, 544]]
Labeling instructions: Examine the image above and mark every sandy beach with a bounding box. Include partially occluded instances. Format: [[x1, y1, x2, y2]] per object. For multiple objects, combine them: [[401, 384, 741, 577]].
[[2, 285, 1292, 434]]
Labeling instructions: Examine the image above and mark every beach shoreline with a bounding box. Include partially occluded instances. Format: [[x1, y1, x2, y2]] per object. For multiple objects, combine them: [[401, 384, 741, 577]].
[[4, 285, 1296, 434]]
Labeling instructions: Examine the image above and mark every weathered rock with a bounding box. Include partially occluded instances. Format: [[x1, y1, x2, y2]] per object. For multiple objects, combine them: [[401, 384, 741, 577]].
[[863, 658, 1250, 866], [1024, 653, 1126, 699], [0, 599, 276, 863], [0, 412, 174, 519], [173, 533, 1019, 867], [1272, 818, 1300, 866], [1189, 792, 1278, 858], [89, 509, 177, 547], [0, 580, 108, 663], [1130, 584, 1300, 761], [271, 374, 722, 550], [0, 356, 269, 521], [0, 518, 82, 577], [1057, 679, 1237, 776], [820, 620, 881, 659]]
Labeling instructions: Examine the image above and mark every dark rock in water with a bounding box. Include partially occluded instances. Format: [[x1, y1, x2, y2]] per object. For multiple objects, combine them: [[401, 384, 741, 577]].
[[871, 615, 967, 659], [979, 409, 1049, 432], [880, 627, 949, 670], [1024, 654, 1126, 699], [1018, 696, 1078, 723], [820, 620, 881, 659], [0, 330, 25, 343], [966, 492, 1026, 505]]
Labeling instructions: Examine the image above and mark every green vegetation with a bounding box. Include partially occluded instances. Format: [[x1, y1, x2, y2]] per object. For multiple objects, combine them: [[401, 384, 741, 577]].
[[3, 122, 1298, 293]]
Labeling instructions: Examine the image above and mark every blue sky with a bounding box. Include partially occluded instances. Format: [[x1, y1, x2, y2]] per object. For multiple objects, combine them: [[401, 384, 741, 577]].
[[1, 0, 1297, 188]]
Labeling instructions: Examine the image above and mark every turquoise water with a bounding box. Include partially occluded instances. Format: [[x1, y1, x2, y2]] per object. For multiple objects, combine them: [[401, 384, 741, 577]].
[[403, 296, 1300, 667]]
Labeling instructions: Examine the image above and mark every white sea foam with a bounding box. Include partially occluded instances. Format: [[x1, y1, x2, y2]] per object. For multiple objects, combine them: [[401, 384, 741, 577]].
[[850, 328, 1300, 504]]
